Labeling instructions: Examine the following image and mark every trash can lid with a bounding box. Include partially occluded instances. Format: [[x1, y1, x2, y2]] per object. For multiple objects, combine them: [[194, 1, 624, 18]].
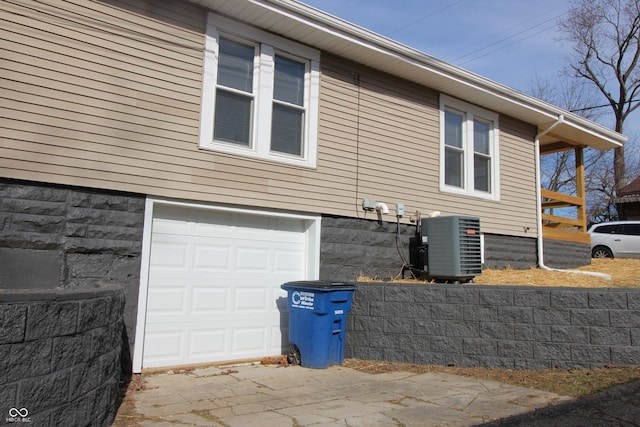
[[281, 280, 357, 290]]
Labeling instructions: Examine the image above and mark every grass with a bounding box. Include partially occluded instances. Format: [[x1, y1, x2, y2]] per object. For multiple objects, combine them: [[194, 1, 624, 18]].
[[474, 258, 640, 288], [358, 258, 640, 288]]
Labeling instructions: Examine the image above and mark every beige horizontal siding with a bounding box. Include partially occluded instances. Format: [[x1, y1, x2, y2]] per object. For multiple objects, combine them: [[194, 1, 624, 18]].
[[318, 55, 538, 236], [0, 0, 539, 237]]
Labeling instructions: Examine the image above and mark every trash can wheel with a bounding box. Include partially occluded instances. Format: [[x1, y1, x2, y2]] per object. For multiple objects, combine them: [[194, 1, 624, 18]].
[[287, 344, 301, 365]]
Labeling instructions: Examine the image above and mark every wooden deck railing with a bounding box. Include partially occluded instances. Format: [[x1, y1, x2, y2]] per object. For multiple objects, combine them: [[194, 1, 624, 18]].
[[539, 146, 590, 244], [541, 188, 590, 244]]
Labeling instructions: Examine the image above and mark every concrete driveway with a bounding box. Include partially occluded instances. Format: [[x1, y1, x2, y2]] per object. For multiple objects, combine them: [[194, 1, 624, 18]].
[[113, 363, 573, 426]]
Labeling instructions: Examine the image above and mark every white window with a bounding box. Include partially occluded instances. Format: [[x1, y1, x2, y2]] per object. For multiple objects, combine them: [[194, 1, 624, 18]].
[[200, 13, 320, 168], [439, 95, 500, 200]]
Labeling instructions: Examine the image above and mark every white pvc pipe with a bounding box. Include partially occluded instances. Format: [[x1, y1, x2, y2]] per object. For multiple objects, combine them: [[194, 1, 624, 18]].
[[375, 202, 389, 214], [534, 115, 611, 280]]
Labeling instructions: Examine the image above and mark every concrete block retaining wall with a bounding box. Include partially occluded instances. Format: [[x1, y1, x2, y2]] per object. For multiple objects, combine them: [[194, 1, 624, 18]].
[[346, 283, 640, 369], [0, 286, 125, 427]]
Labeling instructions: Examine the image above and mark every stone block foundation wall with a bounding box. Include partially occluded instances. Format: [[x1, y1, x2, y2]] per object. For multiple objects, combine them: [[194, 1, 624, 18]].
[[542, 238, 592, 269], [0, 286, 125, 427], [0, 178, 144, 372], [320, 216, 591, 281], [483, 234, 591, 270], [346, 283, 640, 369], [483, 234, 537, 270], [320, 215, 414, 281]]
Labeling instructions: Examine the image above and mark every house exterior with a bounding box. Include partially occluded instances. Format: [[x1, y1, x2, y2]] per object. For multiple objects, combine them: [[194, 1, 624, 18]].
[[617, 176, 640, 219], [0, 0, 625, 372]]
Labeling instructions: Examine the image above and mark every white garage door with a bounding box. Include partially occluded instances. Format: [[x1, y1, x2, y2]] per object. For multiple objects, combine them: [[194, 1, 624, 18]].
[[142, 204, 312, 368]]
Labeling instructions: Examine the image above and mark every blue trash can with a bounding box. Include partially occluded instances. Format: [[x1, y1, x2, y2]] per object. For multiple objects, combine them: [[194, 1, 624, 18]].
[[281, 281, 357, 369]]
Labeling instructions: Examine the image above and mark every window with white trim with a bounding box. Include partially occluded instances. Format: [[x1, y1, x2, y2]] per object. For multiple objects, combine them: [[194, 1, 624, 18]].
[[200, 13, 320, 168], [440, 95, 500, 200]]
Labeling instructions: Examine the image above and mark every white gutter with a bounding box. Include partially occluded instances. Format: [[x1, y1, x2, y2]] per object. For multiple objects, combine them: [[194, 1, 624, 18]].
[[535, 116, 611, 280]]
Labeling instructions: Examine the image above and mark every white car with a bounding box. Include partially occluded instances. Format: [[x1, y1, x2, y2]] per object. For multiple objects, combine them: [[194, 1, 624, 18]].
[[588, 220, 640, 258]]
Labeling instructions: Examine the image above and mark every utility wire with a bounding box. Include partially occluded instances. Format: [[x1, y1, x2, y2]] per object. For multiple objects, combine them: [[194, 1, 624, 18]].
[[385, 0, 466, 36], [570, 98, 640, 113], [457, 23, 557, 66], [450, 12, 566, 64]]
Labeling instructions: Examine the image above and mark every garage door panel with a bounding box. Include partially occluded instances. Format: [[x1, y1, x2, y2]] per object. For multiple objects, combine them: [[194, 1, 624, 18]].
[[188, 329, 227, 357], [193, 222, 306, 241], [146, 287, 186, 314], [234, 287, 269, 311], [236, 247, 270, 271], [144, 330, 184, 362], [147, 285, 229, 316], [274, 249, 305, 271], [193, 245, 232, 271], [149, 242, 188, 269], [192, 287, 229, 312], [232, 328, 267, 353], [186, 213, 301, 238], [143, 205, 311, 368], [249, 233, 305, 244], [152, 217, 191, 234], [249, 230, 306, 244]]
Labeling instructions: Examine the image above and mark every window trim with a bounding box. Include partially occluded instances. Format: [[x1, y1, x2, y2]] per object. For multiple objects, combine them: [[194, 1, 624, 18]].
[[200, 13, 320, 168], [439, 95, 500, 200]]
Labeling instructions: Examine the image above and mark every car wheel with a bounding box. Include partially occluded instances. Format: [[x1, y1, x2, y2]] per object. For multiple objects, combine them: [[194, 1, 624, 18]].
[[592, 246, 614, 258]]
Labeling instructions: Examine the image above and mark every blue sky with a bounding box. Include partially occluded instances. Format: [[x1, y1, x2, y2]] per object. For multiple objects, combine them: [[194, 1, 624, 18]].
[[300, 0, 571, 94], [300, 1, 640, 143]]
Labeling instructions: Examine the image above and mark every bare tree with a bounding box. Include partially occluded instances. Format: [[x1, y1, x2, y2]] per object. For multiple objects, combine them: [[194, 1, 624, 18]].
[[558, 0, 640, 194], [586, 150, 619, 221], [530, 75, 604, 196], [530, 75, 611, 221]]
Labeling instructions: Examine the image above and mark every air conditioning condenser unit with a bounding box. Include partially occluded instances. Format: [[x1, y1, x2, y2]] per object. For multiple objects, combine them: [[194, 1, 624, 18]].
[[420, 215, 481, 282]]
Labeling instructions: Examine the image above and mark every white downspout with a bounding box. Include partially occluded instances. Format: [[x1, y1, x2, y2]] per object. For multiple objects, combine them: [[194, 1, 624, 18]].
[[535, 115, 611, 280]]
